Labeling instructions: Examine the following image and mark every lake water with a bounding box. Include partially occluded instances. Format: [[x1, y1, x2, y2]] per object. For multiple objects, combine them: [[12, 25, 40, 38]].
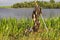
[[0, 8, 60, 19]]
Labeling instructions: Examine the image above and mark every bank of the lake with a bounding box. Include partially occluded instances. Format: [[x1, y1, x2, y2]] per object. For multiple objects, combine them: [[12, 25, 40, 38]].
[[0, 6, 11, 8]]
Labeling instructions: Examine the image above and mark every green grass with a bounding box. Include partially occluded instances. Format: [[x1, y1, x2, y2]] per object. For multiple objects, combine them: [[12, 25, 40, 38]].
[[0, 17, 60, 40], [0, 6, 11, 8]]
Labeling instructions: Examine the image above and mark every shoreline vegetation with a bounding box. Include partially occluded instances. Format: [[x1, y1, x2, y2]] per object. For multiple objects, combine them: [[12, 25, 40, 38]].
[[0, 6, 11, 8], [12, 1, 60, 9], [0, 17, 60, 40], [0, 0, 60, 8]]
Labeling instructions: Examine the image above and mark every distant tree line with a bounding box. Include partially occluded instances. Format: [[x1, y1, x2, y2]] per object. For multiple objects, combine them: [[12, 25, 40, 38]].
[[12, 0, 60, 8]]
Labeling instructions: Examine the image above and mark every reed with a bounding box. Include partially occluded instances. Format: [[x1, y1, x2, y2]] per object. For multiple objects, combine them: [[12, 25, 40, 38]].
[[0, 17, 60, 40]]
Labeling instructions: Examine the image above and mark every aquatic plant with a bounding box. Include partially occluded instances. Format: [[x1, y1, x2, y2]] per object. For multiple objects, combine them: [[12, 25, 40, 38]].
[[0, 17, 60, 40]]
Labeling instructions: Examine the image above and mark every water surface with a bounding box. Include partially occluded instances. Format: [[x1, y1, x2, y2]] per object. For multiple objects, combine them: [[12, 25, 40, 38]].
[[0, 8, 60, 19]]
